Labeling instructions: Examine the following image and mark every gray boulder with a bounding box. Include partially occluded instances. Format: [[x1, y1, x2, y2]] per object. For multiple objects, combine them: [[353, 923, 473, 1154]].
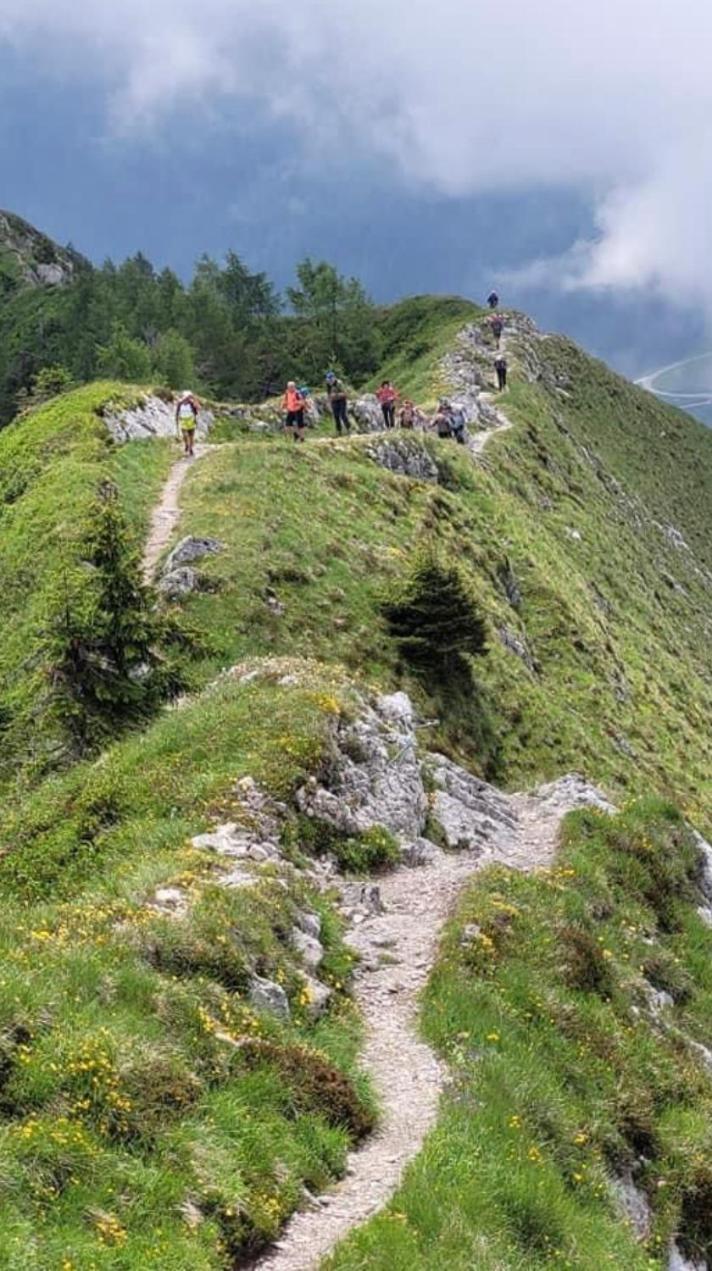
[[249, 975, 290, 1020], [164, 535, 224, 572], [157, 566, 200, 599], [350, 394, 384, 432], [103, 394, 214, 443], [292, 928, 325, 970]]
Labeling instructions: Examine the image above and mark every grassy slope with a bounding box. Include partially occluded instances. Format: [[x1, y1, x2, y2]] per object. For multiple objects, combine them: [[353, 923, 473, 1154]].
[[0, 303, 710, 1267], [0, 383, 173, 788], [327, 800, 712, 1269], [371, 295, 481, 403], [168, 325, 711, 821], [0, 663, 375, 1269]]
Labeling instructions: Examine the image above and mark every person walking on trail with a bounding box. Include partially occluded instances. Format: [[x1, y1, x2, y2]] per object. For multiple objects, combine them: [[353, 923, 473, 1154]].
[[432, 399, 454, 440], [490, 313, 504, 345], [495, 354, 508, 392], [377, 380, 399, 429], [325, 371, 350, 435], [487, 290, 500, 310], [282, 381, 306, 442], [399, 399, 416, 429], [175, 390, 200, 457], [450, 405, 467, 445]]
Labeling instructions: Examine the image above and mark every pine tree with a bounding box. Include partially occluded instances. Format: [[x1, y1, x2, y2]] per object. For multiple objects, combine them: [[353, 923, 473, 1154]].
[[45, 480, 182, 754], [383, 555, 488, 682]]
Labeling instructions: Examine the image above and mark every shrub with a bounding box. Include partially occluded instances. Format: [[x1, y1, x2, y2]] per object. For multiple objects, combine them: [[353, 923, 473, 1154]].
[[237, 1039, 375, 1139]]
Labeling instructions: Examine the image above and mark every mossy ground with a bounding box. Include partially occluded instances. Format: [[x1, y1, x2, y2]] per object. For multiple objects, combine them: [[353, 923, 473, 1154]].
[[326, 800, 712, 1269]]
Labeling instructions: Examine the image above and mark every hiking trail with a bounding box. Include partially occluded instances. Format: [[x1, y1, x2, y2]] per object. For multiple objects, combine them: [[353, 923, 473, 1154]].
[[257, 786, 592, 1271], [142, 443, 211, 582]]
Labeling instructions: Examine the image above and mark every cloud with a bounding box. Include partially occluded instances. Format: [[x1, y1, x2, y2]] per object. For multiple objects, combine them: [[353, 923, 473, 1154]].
[[3, 0, 712, 310]]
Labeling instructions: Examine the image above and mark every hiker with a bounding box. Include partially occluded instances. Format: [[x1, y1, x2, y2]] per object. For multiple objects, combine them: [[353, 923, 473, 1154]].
[[450, 405, 467, 445], [495, 354, 508, 391], [432, 399, 454, 440], [282, 381, 306, 442], [325, 371, 350, 435], [399, 399, 416, 429], [487, 290, 499, 310], [490, 313, 504, 344], [175, 390, 199, 457], [376, 380, 399, 429]]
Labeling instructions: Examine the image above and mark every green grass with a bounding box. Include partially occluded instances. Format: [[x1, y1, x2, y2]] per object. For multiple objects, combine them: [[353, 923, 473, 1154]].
[[0, 299, 710, 1267], [168, 336, 711, 817], [326, 800, 712, 1269], [371, 295, 481, 404], [0, 383, 174, 788], [0, 661, 379, 1268]]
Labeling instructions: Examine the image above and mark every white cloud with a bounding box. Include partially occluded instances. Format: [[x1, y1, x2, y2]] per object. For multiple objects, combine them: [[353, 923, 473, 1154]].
[[3, 0, 712, 309]]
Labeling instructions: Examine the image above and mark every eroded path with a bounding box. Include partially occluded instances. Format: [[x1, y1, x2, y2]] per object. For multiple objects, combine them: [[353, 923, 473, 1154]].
[[142, 443, 211, 581], [257, 777, 606, 1271]]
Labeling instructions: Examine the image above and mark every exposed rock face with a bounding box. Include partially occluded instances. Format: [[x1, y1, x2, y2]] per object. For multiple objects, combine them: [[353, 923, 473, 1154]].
[[364, 434, 439, 482], [611, 1171, 652, 1240], [297, 691, 428, 845], [425, 753, 519, 854], [0, 209, 85, 288], [498, 625, 538, 673], [103, 394, 214, 443], [164, 536, 224, 572], [351, 395, 384, 432]]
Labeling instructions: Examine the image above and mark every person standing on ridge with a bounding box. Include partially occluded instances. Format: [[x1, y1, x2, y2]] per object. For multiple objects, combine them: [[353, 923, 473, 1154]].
[[487, 290, 500, 310], [325, 371, 350, 435], [282, 381, 306, 442], [376, 380, 399, 429], [175, 390, 200, 457], [494, 354, 508, 392]]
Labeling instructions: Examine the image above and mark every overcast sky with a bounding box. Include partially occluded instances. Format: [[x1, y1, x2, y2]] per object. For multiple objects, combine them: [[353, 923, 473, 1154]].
[[1, 0, 711, 373]]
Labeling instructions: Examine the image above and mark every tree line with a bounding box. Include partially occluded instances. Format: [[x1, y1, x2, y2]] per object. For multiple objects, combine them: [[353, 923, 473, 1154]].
[[0, 251, 383, 424]]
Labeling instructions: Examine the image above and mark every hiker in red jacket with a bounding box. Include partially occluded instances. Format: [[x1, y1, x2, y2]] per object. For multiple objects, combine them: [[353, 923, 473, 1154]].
[[282, 381, 306, 442], [376, 380, 399, 429]]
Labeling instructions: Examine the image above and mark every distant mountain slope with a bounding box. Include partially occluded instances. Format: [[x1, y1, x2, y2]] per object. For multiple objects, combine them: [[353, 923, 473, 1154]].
[[0, 209, 87, 293]]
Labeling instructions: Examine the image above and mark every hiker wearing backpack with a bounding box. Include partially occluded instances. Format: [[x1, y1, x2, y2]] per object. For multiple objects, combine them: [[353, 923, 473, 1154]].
[[487, 290, 500, 310], [495, 354, 508, 392], [432, 399, 454, 440], [490, 314, 504, 345], [399, 399, 416, 430], [282, 381, 306, 442], [450, 405, 467, 445], [325, 372, 350, 435], [175, 390, 200, 457], [376, 380, 399, 429]]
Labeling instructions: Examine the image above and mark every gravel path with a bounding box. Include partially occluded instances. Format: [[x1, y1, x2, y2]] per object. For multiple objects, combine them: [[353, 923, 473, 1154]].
[[257, 795, 562, 1271], [142, 443, 211, 582]]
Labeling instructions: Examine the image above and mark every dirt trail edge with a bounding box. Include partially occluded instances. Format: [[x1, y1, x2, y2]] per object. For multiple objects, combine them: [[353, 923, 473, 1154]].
[[257, 796, 567, 1271], [142, 444, 211, 582]]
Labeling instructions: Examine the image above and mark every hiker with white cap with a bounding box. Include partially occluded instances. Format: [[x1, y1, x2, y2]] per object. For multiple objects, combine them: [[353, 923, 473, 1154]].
[[175, 390, 200, 457]]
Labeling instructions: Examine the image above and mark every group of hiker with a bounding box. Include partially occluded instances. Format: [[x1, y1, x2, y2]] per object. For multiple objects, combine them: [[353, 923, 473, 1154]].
[[175, 294, 509, 453]]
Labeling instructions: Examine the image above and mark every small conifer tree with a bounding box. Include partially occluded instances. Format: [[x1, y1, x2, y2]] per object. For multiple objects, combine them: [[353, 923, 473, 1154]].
[[45, 480, 182, 754]]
